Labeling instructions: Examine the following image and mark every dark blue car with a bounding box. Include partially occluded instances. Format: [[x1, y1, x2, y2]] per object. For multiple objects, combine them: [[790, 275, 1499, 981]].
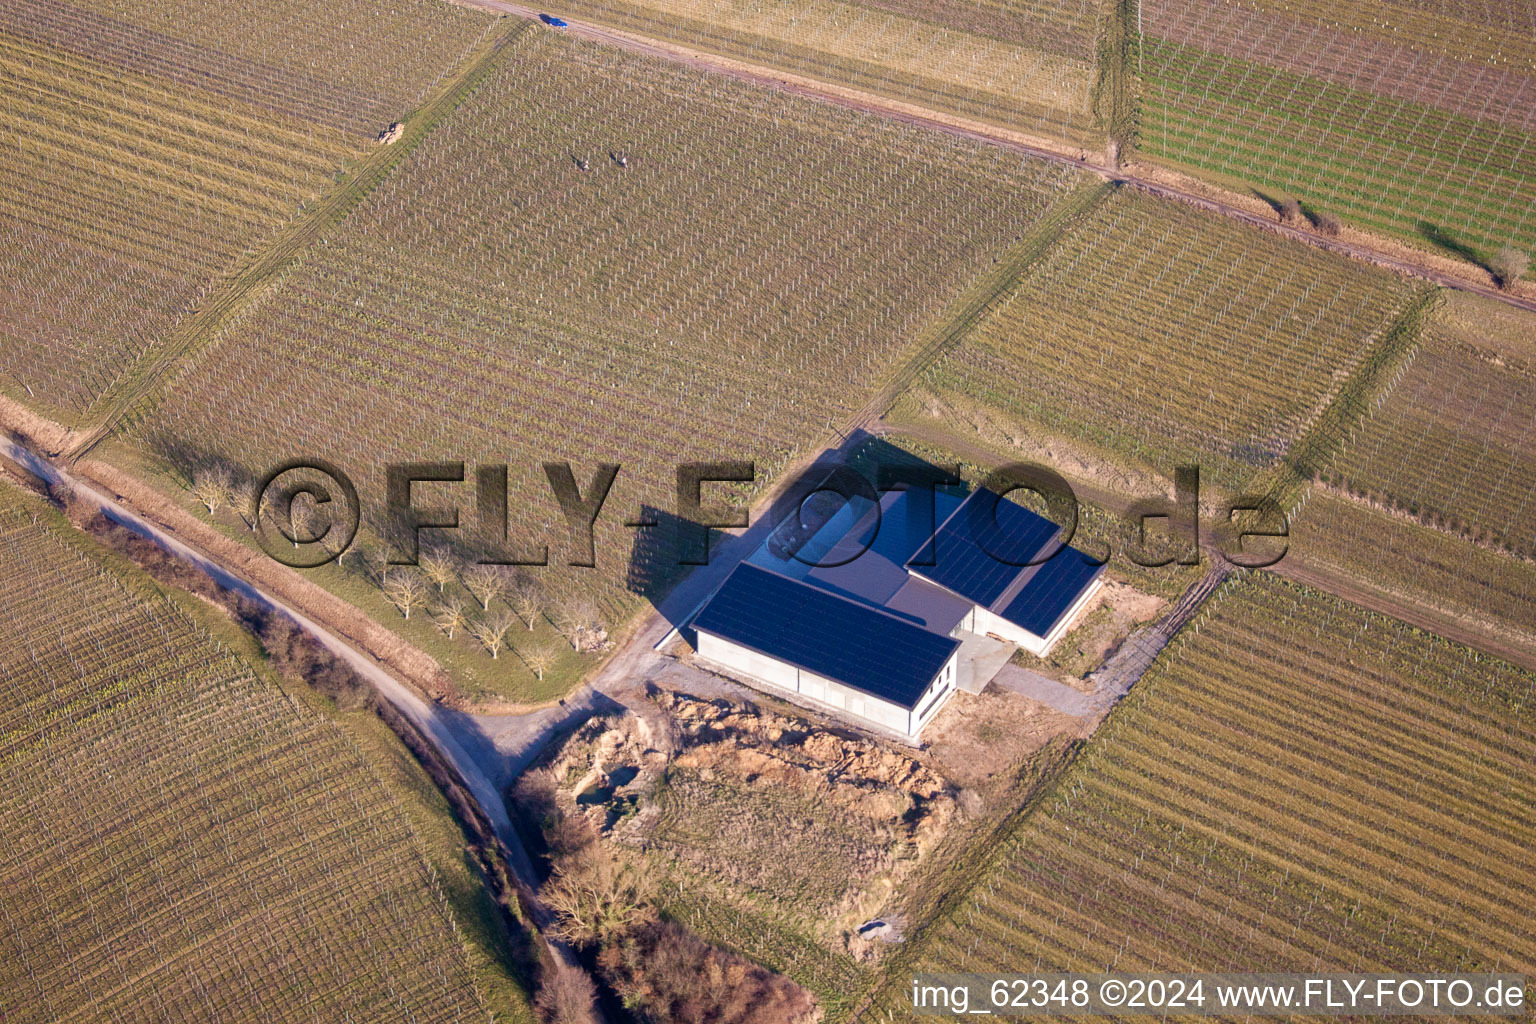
[[539, 14, 568, 26]]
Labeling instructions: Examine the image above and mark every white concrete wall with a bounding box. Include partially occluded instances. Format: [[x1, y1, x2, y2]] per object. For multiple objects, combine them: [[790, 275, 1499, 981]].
[[696, 632, 798, 692], [971, 604, 1038, 649], [958, 577, 1105, 658], [908, 650, 959, 736], [694, 629, 933, 737]]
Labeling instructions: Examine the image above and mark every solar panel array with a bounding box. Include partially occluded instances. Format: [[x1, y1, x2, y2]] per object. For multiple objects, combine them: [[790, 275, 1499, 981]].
[[692, 563, 959, 709], [910, 489, 1060, 607], [1000, 547, 1105, 637]]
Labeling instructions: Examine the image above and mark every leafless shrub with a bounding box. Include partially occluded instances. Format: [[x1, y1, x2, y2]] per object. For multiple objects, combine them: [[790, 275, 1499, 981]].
[[420, 547, 457, 592], [1316, 212, 1341, 236], [322, 526, 355, 570], [553, 596, 601, 650], [432, 596, 467, 640], [1279, 198, 1302, 225], [541, 844, 655, 946], [1490, 246, 1528, 289], [289, 495, 323, 548], [535, 960, 599, 1024], [597, 920, 820, 1024], [522, 637, 561, 681], [191, 465, 232, 516], [511, 579, 543, 630]]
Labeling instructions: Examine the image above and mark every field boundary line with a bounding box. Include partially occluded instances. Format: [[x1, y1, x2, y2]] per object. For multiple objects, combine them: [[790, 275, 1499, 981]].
[[65, 17, 535, 460], [453, 3, 1536, 315], [1091, 0, 1138, 164], [845, 737, 1086, 1022], [1270, 556, 1536, 676], [853, 179, 1117, 431], [1263, 288, 1440, 520], [0, 435, 609, 1008]]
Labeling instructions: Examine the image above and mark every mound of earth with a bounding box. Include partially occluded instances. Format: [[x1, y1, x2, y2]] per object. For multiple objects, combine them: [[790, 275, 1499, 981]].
[[518, 690, 959, 940]]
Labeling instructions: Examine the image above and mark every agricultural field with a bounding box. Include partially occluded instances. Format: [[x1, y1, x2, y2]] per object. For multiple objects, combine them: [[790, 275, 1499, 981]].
[[0, 0, 495, 418], [552, 0, 1108, 143], [1287, 492, 1536, 652], [0, 486, 500, 1023], [896, 188, 1414, 492], [130, 28, 1083, 701], [1138, 0, 1536, 261], [1322, 292, 1536, 557], [864, 574, 1536, 1018]]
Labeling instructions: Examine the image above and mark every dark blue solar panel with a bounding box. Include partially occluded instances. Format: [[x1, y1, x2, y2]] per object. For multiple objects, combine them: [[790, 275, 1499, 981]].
[[909, 489, 1059, 607], [997, 547, 1105, 637], [692, 563, 959, 709]]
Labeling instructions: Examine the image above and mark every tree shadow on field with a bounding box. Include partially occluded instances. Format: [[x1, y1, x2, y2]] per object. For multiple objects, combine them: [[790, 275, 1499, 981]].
[[1418, 221, 1487, 270], [139, 429, 252, 491], [1250, 187, 1288, 219]]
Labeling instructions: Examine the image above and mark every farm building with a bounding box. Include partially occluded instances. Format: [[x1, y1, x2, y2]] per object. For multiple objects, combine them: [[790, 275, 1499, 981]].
[[690, 485, 1104, 739]]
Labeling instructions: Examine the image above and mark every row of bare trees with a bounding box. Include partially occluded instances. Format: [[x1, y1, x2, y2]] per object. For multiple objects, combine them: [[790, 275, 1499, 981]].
[[373, 557, 574, 679], [181, 462, 606, 682]]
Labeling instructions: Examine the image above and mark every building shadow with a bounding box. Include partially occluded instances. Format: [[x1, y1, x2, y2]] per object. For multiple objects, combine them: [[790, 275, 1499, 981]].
[[623, 502, 706, 639]]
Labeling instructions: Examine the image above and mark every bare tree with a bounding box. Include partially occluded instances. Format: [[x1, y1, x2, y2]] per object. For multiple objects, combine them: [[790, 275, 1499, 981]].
[[432, 596, 468, 640], [191, 466, 232, 516], [462, 564, 510, 610], [1316, 212, 1341, 236], [469, 608, 517, 659], [1491, 246, 1528, 289], [322, 527, 354, 570], [541, 845, 655, 945], [420, 547, 457, 593], [511, 580, 543, 631], [381, 569, 428, 620], [522, 637, 561, 682], [230, 477, 261, 531], [1279, 197, 1302, 225], [554, 596, 600, 650], [289, 497, 322, 550]]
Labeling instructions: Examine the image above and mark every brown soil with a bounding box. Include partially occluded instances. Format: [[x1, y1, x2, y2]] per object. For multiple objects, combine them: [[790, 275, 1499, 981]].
[[1038, 580, 1165, 692], [919, 688, 1085, 792], [523, 690, 962, 935]]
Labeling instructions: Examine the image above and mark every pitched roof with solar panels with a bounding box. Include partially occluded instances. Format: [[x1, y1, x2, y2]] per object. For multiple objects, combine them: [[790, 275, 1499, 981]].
[[692, 562, 961, 709], [907, 487, 1104, 637]]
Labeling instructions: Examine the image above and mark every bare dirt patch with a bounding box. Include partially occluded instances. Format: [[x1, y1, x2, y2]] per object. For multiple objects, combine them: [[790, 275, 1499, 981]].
[[1014, 580, 1166, 693], [919, 688, 1084, 792], [518, 690, 961, 941]]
